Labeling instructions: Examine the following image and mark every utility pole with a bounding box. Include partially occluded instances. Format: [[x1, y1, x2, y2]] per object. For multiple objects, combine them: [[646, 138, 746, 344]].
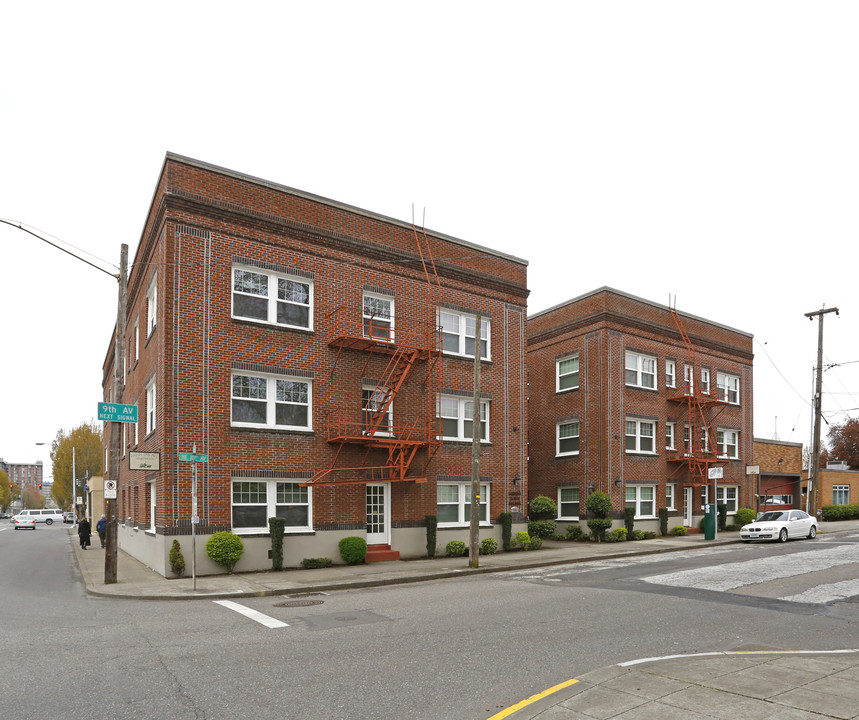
[[105, 244, 128, 584], [805, 305, 839, 520], [469, 314, 482, 568]]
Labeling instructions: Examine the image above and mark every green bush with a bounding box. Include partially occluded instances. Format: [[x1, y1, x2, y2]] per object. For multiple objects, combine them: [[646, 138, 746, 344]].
[[623, 507, 635, 539], [526, 536, 542, 550], [605, 527, 628, 542], [642, 531, 657, 540], [658, 507, 669, 536], [529, 495, 558, 520], [631, 529, 647, 541], [479, 537, 498, 555], [499, 512, 513, 551], [565, 525, 584, 541], [528, 520, 557, 539], [339, 536, 368, 565], [514, 531, 531, 549], [446, 540, 467, 557], [268, 517, 286, 571], [821, 504, 859, 521], [585, 490, 612, 519], [301, 557, 333, 569], [169, 539, 185, 577], [717, 503, 727, 531], [735, 507, 756, 526], [205, 531, 244, 573], [586, 518, 613, 542], [425, 514, 438, 558], [671, 525, 687, 536]]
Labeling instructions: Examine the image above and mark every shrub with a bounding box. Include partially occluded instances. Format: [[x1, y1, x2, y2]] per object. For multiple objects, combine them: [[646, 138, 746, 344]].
[[565, 525, 584, 541], [821, 504, 859, 521], [514, 531, 531, 549], [529, 495, 558, 520], [425, 514, 438, 558], [671, 525, 687, 536], [585, 490, 612, 519], [586, 518, 613, 542], [301, 557, 333, 569], [499, 512, 513, 551], [480, 537, 498, 555], [631, 529, 647, 541], [528, 520, 557, 539], [205, 531, 244, 573], [339, 536, 368, 564], [446, 540, 467, 557], [624, 507, 635, 539], [658, 507, 669, 536], [268, 517, 286, 571], [169, 539, 185, 577], [605, 528, 628, 542], [735, 507, 756, 526], [717, 503, 727, 531], [526, 536, 542, 550]]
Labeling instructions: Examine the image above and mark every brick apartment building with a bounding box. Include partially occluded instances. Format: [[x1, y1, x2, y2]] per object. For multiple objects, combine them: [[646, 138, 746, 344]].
[[103, 153, 528, 576], [1, 458, 44, 508], [526, 288, 755, 533]]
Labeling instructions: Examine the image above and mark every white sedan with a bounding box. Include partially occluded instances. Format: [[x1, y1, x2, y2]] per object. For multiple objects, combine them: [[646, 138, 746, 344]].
[[740, 510, 817, 543], [13, 515, 36, 530]]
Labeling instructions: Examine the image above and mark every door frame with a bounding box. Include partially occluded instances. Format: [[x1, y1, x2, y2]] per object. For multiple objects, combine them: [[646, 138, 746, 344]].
[[683, 486, 693, 526], [366, 483, 391, 545]]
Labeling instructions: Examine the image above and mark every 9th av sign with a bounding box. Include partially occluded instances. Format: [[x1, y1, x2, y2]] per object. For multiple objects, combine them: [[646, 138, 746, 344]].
[[98, 403, 138, 423]]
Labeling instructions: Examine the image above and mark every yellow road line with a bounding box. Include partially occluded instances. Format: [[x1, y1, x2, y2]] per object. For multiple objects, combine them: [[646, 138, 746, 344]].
[[487, 678, 579, 720]]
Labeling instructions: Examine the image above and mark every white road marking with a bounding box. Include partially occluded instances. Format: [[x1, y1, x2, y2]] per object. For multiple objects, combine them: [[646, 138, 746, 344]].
[[782, 578, 859, 604], [213, 600, 289, 628]]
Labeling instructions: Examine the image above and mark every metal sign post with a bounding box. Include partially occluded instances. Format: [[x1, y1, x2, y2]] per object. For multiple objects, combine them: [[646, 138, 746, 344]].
[[179, 446, 208, 591]]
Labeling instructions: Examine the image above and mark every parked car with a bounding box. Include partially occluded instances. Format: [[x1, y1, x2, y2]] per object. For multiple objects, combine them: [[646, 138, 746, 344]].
[[13, 515, 36, 530], [63, 511, 76, 524], [740, 510, 817, 543]]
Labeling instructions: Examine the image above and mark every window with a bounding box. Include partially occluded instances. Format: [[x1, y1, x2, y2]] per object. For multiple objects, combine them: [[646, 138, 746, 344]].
[[436, 483, 489, 526], [439, 310, 490, 360], [556, 421, 580, 456], [363, 293, 393, 341], [666, 483, 676, 510], [665, 421, 676, 450], [231, 479, 312, 532], [145, 380, 156, 435], [625, 418, 656, 453], [438, 395, 489, 441], [625, 351, 656, 389], [717, 372, 740, 404], [833, 485, 850, 505], [557, 356, 579, 391], [558, 487, 580, 519], [146, 274, 157, 336], [231, 373, 311, 430], [684, 364, 693, 394], [716, 428, 739, 459], [148, 480, 156, 532], [665, 360, 676, 388], [763, 494, 794, 505], [701, 368, 710, 394], [232, 265, 312, 330], [133, 316, 139, 363], [363, 386, 392, 435], [716, 485, 738, 513], [626, 486, 656, 518]]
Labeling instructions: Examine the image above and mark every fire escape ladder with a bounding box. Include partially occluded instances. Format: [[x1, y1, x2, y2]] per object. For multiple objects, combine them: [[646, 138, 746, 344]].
[[364, 348, 418, 437]]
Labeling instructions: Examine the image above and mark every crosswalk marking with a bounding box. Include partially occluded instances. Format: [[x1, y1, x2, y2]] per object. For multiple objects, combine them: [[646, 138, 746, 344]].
[[782, 578, 859, 604], [213, 600, 289, 628]]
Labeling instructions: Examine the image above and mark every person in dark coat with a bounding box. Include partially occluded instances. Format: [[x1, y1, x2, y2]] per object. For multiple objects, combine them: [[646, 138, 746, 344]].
[[78, 517, 92, 549], [96, 514, 107, 548]]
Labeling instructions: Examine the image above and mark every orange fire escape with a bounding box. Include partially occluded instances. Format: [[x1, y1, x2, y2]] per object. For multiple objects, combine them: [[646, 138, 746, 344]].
[[302, 226, 443, 487], [665, 304, 730, 486]]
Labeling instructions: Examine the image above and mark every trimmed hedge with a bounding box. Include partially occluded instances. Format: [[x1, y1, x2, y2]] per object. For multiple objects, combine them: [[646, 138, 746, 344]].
[[269, 517, 286, 571], [821, 504, 859, 521], [339, 536, 368, 564], [205, 531, 244, 573]]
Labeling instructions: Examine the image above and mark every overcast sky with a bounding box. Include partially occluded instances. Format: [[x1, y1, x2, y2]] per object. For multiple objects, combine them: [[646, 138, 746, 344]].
[[2, 2, 857, 482]]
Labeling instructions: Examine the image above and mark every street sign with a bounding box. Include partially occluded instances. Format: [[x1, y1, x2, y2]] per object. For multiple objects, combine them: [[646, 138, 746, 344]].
[[179, 452, 209, 463], [98, 403, 138, 423], [130, 451, 160, 471], [708, 467, 724, 480], [104, 479, 117, 499]]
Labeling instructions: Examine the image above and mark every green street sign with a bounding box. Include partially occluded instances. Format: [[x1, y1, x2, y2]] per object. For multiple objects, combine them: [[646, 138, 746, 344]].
[[98, 403, 138, 423], [179, 452, 209, 463]]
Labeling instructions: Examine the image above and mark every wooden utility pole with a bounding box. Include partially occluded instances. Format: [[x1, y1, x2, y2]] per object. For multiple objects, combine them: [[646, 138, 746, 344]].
[[469, 314, 482, 568], [805, 305, 839, 519], [105, 244, 128, 583]]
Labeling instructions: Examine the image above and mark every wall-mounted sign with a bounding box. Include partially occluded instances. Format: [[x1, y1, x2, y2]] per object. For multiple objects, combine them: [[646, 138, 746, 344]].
[[130, 451, 160, 471]]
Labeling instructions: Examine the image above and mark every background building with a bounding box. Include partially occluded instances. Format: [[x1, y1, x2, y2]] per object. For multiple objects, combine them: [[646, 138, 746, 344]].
[[1, 458, 44, 509], [753, 438, 803, 512]]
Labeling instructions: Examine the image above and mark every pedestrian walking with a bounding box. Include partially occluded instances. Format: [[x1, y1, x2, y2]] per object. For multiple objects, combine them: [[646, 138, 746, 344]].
[[96, 514, 107, 548], [78, 516, 92, 550]]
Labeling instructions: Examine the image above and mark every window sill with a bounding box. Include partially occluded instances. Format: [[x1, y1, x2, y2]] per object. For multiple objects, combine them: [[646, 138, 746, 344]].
[[438, 523, 492, 529], [555, 452, 580, 458], [230, 425, 314, 435], [231, 316, 314, 334], [232, 529, 315, 536], [625, 384, 658, 392], [555, 387, 579, 394], [624, 451, 659, 457]]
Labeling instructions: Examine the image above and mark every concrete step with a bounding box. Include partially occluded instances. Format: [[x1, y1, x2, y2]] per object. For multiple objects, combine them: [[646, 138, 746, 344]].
[[365, 544, 400, 563]]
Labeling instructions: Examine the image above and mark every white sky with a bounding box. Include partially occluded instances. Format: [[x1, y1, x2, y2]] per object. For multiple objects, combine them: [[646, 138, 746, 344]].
[[2, 2, 857, 482]]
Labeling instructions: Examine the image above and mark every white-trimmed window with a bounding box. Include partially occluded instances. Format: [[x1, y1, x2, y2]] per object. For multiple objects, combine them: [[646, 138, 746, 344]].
[[716, 428, 739, 459], [557, 356, 580, 392], [146, 274, 158, 336], [363, 293, 393, 341], [684, 363, 693, 394], [145, 380, 156, 435], [716, 485, 738, 513], [363, 386, 392, 436], [626, 485, 656, 518], [556, 421, 580, 456], [701, 368, 711, 394], [231, 373, 311, 430], [717, 372, 740, 404], [439, 309, 490, 360], [558, 487, 580, 519], [665, 360, 676, 388], [438, 395, 489, 441], [133, 316, 139, 363], [833, 485, 850, 505], [231, 479, 312, 532], [625, 351, 656, 389], [665, 421, 676, 450], [625, 418, 656, 454], [436, 483, 489, 526], [666, 483, 676, 510], [232, 265, 313, 330], [763, 494, 794, 505], [148, 479, 156, 532]]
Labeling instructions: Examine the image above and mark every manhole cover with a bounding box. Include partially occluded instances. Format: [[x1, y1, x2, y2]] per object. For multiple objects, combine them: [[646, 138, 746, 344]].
[[274, 599, 324, 608]]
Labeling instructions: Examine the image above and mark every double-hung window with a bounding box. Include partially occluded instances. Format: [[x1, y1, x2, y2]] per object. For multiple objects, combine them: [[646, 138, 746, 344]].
[[833, 485, 850, 505], [665, 421, 676, 450], [439, 309, 490, 360], [717, 372, 740, 404], [625, 418, 656, 453], [665, 483, 676, 510], [232, 264, 313, 330], [556, 356, 580, 392], [363, 293, 393, 341], [363, 386, 392, 435], [556, 421, 580, 456], [716, 428, 739, 459], [146, 274, 158, 336], [715, 485, 738, 513], [665, 360, 676, 388], [701, 368, 711, 394], [625, 486, 656, 518], [438, 395, 489, 441], [231, 372, 311, 430], [145, 380, 156, 435], [436, 483, 489, 526], [558, 487, 580, 519], [684, 364, 694, 394], [231, 479, 312, 532], [625, 351, 656, 389]]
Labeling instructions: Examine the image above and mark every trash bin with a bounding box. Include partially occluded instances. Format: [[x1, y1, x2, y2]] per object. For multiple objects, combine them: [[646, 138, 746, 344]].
[[704, 503, 716, 540]]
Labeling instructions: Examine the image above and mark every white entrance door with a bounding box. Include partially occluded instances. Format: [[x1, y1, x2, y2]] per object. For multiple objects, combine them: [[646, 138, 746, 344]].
[[683, 487, 693, 526], [366, 483, 390, 545]]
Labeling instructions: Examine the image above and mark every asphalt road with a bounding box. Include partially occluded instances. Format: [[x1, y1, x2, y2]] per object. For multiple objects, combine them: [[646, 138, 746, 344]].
[[2, 523, 857, 720]]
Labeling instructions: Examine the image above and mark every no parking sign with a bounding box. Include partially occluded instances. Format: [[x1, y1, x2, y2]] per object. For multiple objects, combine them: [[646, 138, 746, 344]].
[[104, 479, 117, 499]]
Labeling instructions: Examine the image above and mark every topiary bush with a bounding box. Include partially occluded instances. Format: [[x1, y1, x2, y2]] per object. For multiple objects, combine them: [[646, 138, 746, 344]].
[[206, 531, 244, 573], [624, 507, 635, 539], [565, 524, 584, 541], [529, 495, 558, 520], [671, 525, 687, 536], [658, 507, 669, 536], [717, 503, 727, 531], [479, 537, 498, 555], [425, 514, 438, 558], [339, 536, 368, 564], [585, 490, 612, 519], [735, 507, 756, 526], [446, 540, 467, 557], [499, 512, 513, 551], [528, 519, 557, 539], [169, 539, 185, 577], [268, 517, 286, 571], [586, 518, 613, 542], [301, 557, 333, 569]]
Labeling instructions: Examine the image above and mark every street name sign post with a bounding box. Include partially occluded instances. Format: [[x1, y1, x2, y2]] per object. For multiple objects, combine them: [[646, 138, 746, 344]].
[[179, 446, 209, 590]]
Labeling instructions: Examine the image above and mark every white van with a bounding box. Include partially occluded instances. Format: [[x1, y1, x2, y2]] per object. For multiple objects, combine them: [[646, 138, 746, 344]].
[[18, 508, 64, 525]]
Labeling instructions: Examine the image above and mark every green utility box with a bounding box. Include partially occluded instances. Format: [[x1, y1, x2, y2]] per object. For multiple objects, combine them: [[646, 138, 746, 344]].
[[703, 503, 717, 540]]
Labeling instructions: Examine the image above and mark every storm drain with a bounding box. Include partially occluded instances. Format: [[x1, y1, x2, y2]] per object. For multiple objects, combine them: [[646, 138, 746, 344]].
[[274, 599, 324, 608]]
